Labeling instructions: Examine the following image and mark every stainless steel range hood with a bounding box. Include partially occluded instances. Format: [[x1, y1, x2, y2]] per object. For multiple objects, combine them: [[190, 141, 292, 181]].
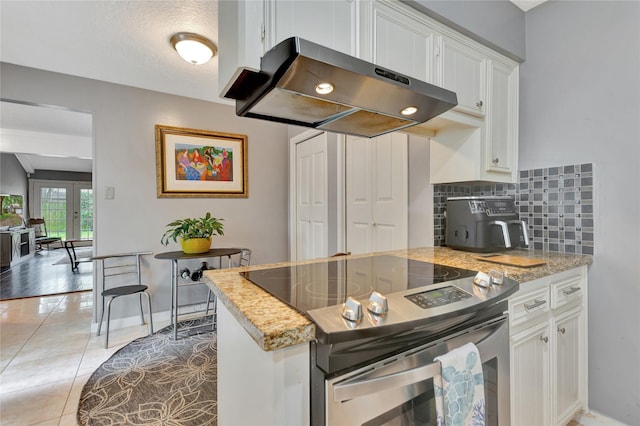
[[222, 37, 458, 138]]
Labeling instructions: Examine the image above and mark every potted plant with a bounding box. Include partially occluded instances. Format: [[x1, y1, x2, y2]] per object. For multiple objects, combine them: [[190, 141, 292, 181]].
[[160, 212, 224, 254]]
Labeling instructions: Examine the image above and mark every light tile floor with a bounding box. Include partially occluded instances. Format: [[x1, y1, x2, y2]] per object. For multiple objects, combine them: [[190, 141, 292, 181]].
[[0, 293, 168, 425]]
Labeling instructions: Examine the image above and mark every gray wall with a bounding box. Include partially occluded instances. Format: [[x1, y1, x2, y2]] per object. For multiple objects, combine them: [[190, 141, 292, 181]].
[[405, 0, 526, 61], [520, 2, 640, 423], [1, 62, 290, 322], [0, 153, 28, 198]]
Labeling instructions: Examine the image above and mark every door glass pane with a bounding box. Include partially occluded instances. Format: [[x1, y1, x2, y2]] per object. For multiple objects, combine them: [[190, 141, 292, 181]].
[[40, 187, 67, 240], [80, 188, 93, 239]]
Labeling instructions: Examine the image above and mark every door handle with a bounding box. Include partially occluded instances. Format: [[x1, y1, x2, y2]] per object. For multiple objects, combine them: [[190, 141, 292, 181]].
[[524, 299, 547, 310], [562, 286, 581, 296], [489, 220, 511, 248], [508, 220, 530, 247], [333, 360, 441, 403]]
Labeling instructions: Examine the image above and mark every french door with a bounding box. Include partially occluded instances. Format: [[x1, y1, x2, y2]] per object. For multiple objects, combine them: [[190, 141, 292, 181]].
[[30, 180, 93, 240]]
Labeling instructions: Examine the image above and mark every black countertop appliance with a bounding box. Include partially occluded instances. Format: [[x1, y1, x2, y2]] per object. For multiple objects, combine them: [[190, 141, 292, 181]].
[[446, 196, 529, 253]]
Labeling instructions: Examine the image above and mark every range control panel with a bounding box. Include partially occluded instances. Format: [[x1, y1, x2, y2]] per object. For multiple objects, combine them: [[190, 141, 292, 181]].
[[468, 199, 518, 216], [405, 286, 472, 309]]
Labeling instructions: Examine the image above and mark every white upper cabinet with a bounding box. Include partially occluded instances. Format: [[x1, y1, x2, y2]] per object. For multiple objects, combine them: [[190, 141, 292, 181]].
[[429, 53, 519, 184], [363, 1, 436, 83], [485, 58, 519, 176], [219, 0, 520, 183], [438, 35, 487, 117], [360, 0, 519, 183], [265, 0, 358, 56]]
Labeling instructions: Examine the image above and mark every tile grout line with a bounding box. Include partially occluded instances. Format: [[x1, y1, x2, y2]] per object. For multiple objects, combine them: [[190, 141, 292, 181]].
[[1, 295, 65, 376]]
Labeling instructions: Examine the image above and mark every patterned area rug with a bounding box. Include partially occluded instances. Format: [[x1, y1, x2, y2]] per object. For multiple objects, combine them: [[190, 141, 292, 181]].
[[77, 318, 217, 425]]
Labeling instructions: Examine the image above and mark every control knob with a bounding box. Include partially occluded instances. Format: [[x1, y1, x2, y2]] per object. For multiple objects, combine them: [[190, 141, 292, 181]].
[[341, 297, 363, 322], [367, 291, 388, 315]]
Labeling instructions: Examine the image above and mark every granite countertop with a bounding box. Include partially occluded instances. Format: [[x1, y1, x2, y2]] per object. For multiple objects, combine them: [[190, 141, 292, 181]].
[[203, 247, 592, 352]]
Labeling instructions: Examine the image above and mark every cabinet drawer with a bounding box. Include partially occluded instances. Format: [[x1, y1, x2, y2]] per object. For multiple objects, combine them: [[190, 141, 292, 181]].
[[509, 286, 550, 330], [550, 274, 583, 310]]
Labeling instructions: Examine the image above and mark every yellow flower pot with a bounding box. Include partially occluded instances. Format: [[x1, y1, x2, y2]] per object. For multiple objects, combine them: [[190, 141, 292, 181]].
[[180, 237, 212, 254]]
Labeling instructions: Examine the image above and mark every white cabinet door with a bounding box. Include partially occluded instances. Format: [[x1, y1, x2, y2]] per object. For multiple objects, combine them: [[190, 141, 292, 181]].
[[439, 35, 487, 117], [265, 0, 358, 55], [346, 133, 407, 255], [346, 135, 373, 255], [485, 58, 518, 176], [552, 306, 584, 426], [369, 1, 436, 83], [511, 320, 551, 426], [295, 133, 329, 261]]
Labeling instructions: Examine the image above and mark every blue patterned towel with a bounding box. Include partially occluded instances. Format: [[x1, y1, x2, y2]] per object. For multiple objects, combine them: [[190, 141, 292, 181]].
[[434, 342, 485, 426]]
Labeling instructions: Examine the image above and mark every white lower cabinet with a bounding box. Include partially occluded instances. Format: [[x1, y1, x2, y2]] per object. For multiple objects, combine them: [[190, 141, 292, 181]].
[[509, 266, 588, 426], [553, 306, 585, 424], [511, 321, 551, 426]]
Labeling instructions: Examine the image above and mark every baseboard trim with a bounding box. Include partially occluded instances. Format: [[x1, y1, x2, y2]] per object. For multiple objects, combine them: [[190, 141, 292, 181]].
[[90, 303, 211, 333], [575, 409, 629, 426]]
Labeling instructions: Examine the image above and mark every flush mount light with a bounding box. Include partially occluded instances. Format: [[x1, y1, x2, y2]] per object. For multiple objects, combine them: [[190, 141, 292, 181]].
[[170, 32, 217, 65], [314, 82, 334, 95], [401, 106, 418, 116]]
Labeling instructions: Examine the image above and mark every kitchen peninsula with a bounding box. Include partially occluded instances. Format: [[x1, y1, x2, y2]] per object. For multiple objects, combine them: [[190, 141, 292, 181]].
[[203, 247, 592, 425]]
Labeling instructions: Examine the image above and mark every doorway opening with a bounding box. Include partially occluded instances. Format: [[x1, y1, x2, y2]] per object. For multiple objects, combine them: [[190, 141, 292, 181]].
[[0, 100, 94, 300]]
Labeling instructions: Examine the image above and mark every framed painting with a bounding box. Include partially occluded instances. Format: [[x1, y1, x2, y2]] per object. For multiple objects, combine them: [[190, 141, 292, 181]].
[[155, 125, 248, 198]]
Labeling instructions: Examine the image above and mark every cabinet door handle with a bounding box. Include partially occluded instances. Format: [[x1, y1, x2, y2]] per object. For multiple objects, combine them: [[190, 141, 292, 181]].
[[540, 336, 549, 343], [562, 286, 581, 296], [558, 327, 566, 334], [492, 158, 500, 164], [524, 299, 547, 310], [476, 100, 483, 108]]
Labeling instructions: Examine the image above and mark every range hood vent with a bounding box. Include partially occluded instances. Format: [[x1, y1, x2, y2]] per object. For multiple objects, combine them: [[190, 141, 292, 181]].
[[222, 37, 457, 138]]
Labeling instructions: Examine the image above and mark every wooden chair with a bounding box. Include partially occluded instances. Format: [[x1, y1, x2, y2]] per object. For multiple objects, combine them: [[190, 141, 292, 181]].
[[26, 218, 61, 250], [92, 251, 154, 348]]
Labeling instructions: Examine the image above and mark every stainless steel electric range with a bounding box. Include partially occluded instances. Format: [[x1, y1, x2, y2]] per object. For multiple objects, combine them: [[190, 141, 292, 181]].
[[241, 254, 519, 425]]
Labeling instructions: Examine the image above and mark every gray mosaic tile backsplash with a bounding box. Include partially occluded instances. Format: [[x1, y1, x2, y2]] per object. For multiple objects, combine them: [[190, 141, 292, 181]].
[[433, 163, 594, 255]]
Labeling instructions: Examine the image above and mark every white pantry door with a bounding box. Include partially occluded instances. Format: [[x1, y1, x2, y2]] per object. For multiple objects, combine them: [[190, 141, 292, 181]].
[[295, 132, 329, 261], [346, 133, 407, 254]]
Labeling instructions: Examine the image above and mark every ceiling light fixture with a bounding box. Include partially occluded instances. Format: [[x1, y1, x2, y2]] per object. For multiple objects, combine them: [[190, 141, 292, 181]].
[[170, 32, 217, 65]]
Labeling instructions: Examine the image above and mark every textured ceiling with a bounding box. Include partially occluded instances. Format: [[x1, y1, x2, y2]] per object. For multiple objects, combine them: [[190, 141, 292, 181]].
[[0, 1, 221, 103], [0, 1, 222, 172]]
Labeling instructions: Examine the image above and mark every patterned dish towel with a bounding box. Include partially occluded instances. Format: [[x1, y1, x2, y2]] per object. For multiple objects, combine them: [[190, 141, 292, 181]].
[[434, 342, 485, 426]]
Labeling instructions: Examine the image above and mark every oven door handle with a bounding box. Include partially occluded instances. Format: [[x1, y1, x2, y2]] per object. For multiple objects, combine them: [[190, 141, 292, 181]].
[[333, 360, 441, 403]]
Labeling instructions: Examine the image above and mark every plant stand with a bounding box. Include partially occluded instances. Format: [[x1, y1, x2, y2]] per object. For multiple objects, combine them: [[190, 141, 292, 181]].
[[155, 248, 242, 339]]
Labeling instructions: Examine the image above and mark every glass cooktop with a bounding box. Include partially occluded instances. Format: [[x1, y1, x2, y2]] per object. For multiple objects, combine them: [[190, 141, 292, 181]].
[[240, 255, 477, 314]]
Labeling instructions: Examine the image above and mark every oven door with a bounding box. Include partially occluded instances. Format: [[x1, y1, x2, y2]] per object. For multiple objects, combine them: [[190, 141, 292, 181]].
[[325, 315, 509, 426]]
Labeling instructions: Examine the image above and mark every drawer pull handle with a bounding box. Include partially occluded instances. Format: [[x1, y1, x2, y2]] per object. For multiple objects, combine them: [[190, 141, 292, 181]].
[[558, 327, 566, 334], [562, 286, 581, 296], [540, 336, 549, 343], [524, 299, 547, 310]]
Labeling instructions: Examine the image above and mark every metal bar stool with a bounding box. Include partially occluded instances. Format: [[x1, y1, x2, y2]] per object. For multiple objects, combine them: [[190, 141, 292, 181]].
[[92, 251, 154, 348]]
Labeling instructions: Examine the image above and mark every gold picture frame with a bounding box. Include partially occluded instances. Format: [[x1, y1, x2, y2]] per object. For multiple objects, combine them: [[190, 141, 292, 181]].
[[155, 124, 248, 198]]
